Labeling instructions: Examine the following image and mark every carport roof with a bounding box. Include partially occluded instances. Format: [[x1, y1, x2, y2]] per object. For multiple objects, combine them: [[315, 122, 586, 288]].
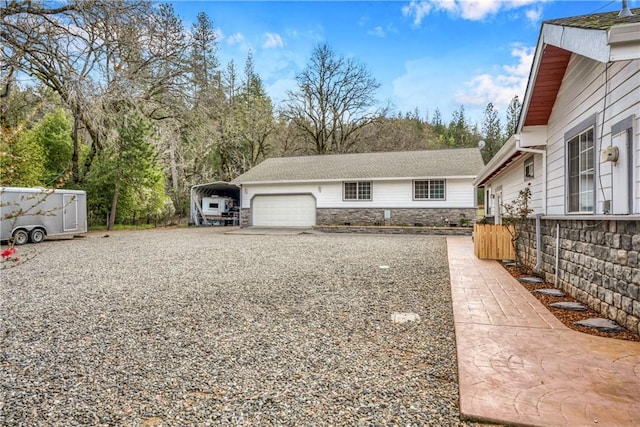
[[231, 148, 484, 183]]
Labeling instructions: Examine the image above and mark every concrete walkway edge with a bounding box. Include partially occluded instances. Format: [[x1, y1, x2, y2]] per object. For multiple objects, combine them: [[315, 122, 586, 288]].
[[447, 236, 640, 427]]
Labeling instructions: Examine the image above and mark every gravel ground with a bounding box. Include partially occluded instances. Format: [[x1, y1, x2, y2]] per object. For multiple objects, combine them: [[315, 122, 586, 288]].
[[1, 227, 477, 426]]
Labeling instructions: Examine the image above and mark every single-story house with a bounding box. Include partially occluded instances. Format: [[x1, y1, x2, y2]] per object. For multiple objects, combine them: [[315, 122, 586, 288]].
[[474, 7, 640, 333], [231, 148, 484, 228]]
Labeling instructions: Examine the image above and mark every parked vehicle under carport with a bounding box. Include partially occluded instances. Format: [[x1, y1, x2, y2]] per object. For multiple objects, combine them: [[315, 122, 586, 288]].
[[190, 181, 241, 226]]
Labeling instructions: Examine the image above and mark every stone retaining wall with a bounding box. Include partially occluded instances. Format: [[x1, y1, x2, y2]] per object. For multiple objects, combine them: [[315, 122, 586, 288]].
[[518, 219, 640, 335], [314, 225, 472, 236], [241, 207, 476, 228], [240, 208, 250, 227], [316, 208, 476, 227]]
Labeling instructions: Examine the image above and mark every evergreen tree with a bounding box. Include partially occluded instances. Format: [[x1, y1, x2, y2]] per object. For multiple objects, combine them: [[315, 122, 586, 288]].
[[431, 108, 445, 138], [481, 102, 503, 163], [505, 95, 522, 138], [31, 108, 74, 186], [86, 112, 166, 229]]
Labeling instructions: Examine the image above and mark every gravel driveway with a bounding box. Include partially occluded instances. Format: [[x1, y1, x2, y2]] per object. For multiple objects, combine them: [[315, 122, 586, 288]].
[[1, 227, 473, 426]]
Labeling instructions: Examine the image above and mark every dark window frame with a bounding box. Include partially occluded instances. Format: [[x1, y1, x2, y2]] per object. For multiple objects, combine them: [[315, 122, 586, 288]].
[[565, 115, 596, 214], [524, 156, 534, 180], [413, 179, 446, 201], [343, 181, 372, 201]]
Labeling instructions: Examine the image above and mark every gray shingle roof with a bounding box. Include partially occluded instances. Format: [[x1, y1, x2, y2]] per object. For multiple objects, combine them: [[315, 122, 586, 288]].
[[544, 7, 640, 30], [231, 148, 485, 183]]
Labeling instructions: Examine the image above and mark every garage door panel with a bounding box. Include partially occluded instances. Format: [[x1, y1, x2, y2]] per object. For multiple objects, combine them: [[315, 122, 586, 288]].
[[252, 195, 316, 227]]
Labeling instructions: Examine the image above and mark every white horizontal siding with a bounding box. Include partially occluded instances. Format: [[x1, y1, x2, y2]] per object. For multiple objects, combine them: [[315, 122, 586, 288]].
[[546, 56, 640, 215], [241, 179, 476, 209], [485, 155, 543, 216]]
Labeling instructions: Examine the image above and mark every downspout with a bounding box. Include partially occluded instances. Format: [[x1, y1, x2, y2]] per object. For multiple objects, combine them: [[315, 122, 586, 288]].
[[514, 134, 547, 272], [534, 213, 544, 272], [554, 223, 560, 286], [514, 134, 547, 213]]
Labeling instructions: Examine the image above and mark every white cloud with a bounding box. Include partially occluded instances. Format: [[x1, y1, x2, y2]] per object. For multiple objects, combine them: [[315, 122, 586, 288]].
[[368, 26, 385, 37], [390, 56, 468, 120], [402, 0, 545, 24], [226, 32, 244, 46], [402, 1, 433, 26], [263, 32, 284, 49], [525, 6, 542, 25], [266, 77, 298, 104], [454, 45, 533, 109]]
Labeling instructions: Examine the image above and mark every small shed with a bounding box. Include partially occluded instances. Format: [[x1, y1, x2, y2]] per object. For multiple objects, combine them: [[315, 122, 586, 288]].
[[190, 182, 241, 226]]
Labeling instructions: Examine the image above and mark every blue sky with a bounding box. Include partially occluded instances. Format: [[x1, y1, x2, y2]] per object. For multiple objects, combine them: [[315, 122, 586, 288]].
[[169, 0, 638, 125]]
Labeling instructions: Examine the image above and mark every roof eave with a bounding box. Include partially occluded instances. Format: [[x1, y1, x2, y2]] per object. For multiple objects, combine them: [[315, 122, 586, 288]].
[[473, 136, 519, 187], [234, 175, 479, 185], [608, 22, 640, 60], [542, 23, 610, 63]]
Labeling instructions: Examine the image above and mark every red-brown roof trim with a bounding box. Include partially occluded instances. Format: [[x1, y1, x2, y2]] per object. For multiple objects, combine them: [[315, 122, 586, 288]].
[[522, 45, 572, 127]]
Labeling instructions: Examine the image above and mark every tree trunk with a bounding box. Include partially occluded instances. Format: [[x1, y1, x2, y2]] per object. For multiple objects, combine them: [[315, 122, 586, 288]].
[[169, 140, 179, 190], [71, 115, 80, 183], [107, 184, 119, 231]]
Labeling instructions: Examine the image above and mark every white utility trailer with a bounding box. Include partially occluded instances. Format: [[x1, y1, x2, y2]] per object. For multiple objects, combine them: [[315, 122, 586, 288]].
[[0, 187, 87, 245]]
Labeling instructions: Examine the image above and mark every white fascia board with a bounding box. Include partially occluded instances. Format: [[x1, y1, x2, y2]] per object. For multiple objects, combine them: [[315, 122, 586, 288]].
[[473, 136, 518, 186], [519, 125, 548, 147], [542, 24, 609, 63], [608, 23, 640, 61], [237, 176, 478, 186]]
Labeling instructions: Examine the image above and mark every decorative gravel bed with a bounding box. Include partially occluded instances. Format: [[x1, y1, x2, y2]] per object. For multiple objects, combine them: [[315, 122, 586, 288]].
[[0, 228, 477, 426], [504, 264, 640, 342]]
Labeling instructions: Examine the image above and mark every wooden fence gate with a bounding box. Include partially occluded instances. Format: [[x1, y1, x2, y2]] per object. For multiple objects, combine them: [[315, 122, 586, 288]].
[[473, 223, 515, 260]]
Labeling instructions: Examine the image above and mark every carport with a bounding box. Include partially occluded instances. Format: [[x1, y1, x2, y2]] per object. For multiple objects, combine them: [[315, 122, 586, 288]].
[[190, 181, 241, 226]]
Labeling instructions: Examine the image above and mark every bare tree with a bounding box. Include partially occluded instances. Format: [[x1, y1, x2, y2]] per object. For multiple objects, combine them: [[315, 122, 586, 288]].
[[283, 44, 385, 154], [1, 0, 189, 183]]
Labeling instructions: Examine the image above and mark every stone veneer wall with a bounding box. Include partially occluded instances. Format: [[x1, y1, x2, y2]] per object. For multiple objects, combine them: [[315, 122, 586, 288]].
[[241, 207, 476, 227], [316, 208, 476, 227], [314, 225, 472, 235], [240, 208, 250, 227], [518, 219, 640, 335]]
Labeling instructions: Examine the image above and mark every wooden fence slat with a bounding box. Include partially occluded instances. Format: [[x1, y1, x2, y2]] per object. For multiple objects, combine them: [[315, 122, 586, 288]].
[[473, 223, 515, 260]]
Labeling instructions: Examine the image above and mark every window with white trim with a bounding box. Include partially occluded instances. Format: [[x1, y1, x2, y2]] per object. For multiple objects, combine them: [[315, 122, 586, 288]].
[[414, 180, 445, 200], [524, 156, 534, 179], [343, 181, 371, 200], [567, 127, 594, 213]]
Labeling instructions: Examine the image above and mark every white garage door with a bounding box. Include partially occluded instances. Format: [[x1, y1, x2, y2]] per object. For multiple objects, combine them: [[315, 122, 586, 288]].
[[252, 194, 316, 227]]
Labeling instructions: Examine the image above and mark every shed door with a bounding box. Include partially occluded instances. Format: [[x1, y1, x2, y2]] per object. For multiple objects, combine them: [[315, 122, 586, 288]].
[[252, 194, 316, 227], [63, 194, 79, 231]]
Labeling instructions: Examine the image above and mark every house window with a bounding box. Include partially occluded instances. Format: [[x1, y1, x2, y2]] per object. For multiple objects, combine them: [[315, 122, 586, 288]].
[[344, 181, 371, 200], [567, 127, 594, 213], [414, 180, 445, 200], [524, 156, 534, 179]]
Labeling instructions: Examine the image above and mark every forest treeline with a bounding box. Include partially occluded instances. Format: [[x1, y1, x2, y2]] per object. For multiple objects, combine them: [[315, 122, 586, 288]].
[[1, 1, 521, 227]]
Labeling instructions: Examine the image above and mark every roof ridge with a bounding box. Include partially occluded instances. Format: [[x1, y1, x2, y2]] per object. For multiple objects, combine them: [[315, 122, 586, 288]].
[[543, 7, 640, 29], [263, 147, 480, 161]]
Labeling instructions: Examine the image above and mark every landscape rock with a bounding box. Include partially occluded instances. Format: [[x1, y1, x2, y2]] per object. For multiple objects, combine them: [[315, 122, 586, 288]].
[[574, 318, 622, 333]]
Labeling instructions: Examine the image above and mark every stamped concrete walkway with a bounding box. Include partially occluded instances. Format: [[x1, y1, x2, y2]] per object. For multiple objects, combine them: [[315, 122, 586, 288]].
[[447, 236, 640, 427]]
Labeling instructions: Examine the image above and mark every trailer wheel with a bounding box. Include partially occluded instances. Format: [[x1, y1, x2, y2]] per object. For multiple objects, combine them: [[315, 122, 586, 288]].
[[29, 228, 46, 244], [12, 229, 29, 246]]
